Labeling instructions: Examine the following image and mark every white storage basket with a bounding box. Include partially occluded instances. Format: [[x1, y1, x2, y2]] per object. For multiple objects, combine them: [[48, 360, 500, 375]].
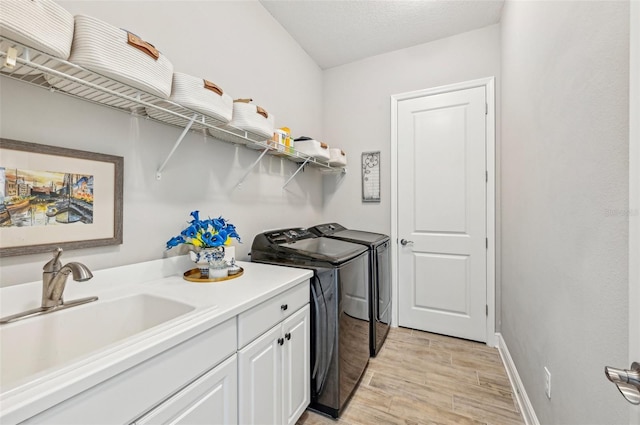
[[293, 138, 331, 162], [0, 0, 74, 75], [328, 148, 347, 167], [146, 73, 232, 127], [223, 100, 274, 141], [67, 15, 173, 99]]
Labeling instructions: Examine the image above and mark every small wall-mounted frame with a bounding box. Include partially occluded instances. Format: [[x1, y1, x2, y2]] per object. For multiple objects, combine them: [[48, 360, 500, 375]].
[[362, 151, 381, 202], [0, 138, 123, 257]]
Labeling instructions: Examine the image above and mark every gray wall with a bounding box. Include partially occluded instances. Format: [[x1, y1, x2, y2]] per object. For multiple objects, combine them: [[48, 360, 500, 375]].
[[0, 1, 325, 286], [500, 1, 630, 424], [322, 24, 501, 236]]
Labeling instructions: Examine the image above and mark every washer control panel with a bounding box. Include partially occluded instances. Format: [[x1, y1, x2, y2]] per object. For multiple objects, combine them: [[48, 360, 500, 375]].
[[265, 228, 315, 244]]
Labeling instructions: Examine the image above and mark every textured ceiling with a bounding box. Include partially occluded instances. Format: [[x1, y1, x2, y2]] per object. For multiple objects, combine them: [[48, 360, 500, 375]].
[[260, 0, 505, 69]]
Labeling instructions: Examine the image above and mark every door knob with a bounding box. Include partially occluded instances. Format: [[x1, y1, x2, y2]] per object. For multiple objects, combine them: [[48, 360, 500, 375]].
[[604, 362, 640, 404], [400, 239, 414, 246]]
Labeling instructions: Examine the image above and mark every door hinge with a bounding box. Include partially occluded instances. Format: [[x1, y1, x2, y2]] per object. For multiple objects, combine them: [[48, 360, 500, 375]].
[[486, 171, 488, 182], [486, 305, 489, 316], [486, 238, 488, 249], [485, 103, 488, 115]]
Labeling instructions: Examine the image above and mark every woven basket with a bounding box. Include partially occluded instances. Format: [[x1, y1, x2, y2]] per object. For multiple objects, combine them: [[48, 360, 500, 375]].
[[328, 148, 347, 167], [223, 101, 274, 141], [293, 138, 331, 161], [0, 0, 74, 75], [146, 73, 232, 127], [68, 15, 173, 99]]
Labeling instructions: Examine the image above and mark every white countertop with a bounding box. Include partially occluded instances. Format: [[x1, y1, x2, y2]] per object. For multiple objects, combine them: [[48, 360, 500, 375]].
[[0, 255, 313, 423]]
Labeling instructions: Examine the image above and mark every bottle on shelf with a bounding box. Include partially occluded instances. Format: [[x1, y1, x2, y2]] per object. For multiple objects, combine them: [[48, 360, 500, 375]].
[[279, 127, 293, 154]]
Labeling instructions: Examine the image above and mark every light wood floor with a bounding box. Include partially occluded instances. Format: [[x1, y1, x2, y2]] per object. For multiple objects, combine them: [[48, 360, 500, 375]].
[[297, 326, 525, 425]]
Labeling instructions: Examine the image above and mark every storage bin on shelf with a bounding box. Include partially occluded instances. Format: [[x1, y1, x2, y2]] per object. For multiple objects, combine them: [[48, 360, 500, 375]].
[[146, 73, 233, 129], [293, 137, 330, 162], [328, 148, 347, 167], [220, 99, 274, 143], [47, 14, 173, 101], [0, 0, 74, 75]]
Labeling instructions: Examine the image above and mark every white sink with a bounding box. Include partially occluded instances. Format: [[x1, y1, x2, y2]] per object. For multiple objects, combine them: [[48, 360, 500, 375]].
[[0, 293, 195, 389]]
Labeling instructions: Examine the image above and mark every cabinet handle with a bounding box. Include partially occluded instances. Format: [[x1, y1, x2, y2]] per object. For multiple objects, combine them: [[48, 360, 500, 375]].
[[281, 304, 288, 311], [285, 332, 291, 340], [278, 338, 284, 346]]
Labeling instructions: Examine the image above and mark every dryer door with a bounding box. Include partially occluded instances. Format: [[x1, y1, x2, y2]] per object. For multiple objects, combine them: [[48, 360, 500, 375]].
[[337, 252, 370, 409], [374, 240, 392, 354]]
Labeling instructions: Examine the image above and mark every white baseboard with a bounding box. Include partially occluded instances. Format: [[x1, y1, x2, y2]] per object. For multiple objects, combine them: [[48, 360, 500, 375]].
[[495, 333, 540, 425]]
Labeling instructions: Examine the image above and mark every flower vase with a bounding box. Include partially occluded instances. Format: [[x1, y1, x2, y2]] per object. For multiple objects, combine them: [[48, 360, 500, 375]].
[[208, 246, 228, 278], [189, 246, 226, 279]]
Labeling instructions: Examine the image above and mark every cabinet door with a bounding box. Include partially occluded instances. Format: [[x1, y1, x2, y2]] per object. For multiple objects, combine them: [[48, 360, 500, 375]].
[[136, 355, 237, 425], [282, 305, 310, 425], [238, 324, 282, 425]]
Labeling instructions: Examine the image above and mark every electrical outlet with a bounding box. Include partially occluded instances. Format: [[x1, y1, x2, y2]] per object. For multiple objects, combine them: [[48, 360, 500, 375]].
[[544, 367, 551, 399]]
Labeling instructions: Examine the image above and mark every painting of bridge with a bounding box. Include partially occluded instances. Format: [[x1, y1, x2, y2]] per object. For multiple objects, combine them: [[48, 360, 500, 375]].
[[0, 167, 94, 228]]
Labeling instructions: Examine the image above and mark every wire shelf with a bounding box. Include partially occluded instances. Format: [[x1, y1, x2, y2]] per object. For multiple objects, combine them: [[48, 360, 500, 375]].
[[0, 37, 345, 176]]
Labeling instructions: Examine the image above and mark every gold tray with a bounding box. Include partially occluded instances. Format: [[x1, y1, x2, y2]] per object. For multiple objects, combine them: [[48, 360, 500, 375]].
[[183, 267, 244, 283]]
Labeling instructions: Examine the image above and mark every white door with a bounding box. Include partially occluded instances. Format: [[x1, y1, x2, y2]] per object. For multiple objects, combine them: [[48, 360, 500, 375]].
[[238, 325, 282, 425], [282, 305, 310, 425], [397, 85, 487, 342]]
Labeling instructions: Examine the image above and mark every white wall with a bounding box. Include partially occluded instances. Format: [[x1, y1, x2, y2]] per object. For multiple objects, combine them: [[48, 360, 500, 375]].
[[322, 23, 500, 235], [0, 1, 325, 286], [500, 1, 630, 424]]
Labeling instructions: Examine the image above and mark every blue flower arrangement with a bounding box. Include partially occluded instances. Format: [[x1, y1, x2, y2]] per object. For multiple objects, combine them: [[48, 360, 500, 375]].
[[166, 210, 241, 250]]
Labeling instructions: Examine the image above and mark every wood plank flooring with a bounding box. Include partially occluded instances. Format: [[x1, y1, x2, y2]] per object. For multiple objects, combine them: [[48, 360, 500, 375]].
[[297, 327, 525, 425]]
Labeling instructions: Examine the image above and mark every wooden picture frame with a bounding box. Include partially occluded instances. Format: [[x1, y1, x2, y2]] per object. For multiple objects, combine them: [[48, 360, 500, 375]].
[[0, 138, 123, 257]]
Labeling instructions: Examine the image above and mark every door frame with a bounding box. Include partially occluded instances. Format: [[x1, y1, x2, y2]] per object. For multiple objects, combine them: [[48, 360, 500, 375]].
[[629, 1, 639, 423], [390, 77, 496, 347]]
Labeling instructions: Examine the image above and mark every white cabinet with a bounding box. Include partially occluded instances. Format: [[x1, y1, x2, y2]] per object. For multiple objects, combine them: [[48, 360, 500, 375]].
[[14, 277, 311, 425], [237, 282, 309, 348], [238, 285, 310, 425], [135, 355, 237, 425], [238, 324, 283, 425], [22, 319, 237, 425], [281, 306, 311, 425]]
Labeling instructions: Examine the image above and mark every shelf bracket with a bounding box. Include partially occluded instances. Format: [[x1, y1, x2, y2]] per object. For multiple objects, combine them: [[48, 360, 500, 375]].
[[236, 148, 270, 187], [283, 157, 311, 189], [156, 113, 198, 180]]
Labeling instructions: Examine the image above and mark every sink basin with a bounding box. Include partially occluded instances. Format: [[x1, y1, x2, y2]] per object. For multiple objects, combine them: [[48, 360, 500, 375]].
[[0, 293, 195, 389]]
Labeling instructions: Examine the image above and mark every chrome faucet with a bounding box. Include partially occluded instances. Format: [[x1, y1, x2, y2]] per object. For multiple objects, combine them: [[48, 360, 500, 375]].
[[0, 248, 98, 325], [42, 247, 94, 308]]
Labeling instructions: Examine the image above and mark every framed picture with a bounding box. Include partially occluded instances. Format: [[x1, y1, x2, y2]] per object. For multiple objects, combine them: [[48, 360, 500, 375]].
[[0, 138, 123, 257], [362, 151, 381, 202]]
